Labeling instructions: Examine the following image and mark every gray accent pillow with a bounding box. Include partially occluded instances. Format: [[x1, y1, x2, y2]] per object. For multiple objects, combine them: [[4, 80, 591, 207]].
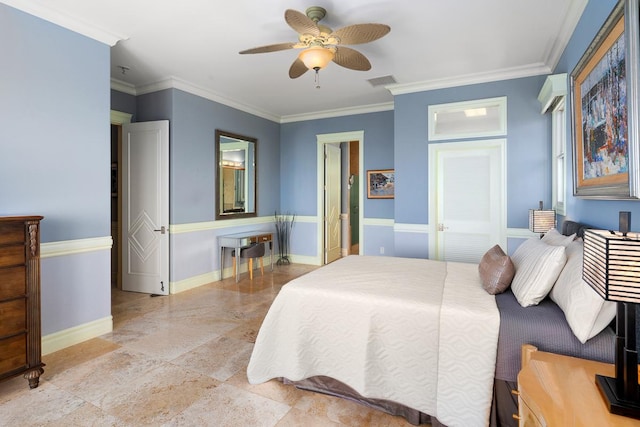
[[478, 245, 515, 295]]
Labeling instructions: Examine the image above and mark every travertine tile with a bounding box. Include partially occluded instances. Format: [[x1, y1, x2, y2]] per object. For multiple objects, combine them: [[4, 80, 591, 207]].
[[294, 391, 413, 426], [164, 383, 290, 427], [226, 374, 308, 407], [121, 321, 225, 361], [89, 364, 219, 425], [43, 337, 122, 378], [171, 335, 253, 381], [48, 348, 168, 403], [0, 382, 86, 425], [276, 407, 342, 426], [41, 402, 126, 427]]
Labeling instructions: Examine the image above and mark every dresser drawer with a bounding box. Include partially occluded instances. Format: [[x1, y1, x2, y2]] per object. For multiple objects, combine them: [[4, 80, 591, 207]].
[[0, 266, 26, 300], [0, 299, 26, 337], [0, 245, 25, 268], [518, 396, 544, 427], [0, 222, 24, 245], [0, 334, 27, 375]]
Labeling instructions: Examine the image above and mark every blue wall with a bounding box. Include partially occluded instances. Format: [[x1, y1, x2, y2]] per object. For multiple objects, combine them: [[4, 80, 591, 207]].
[[394, 77, 550, 230], [1, 4, 112, 338], [280, 111, 394, 218], [1, 6, 111, 242], [553, 0, 640, 230], [280, 111, 394, 257], [111, 90, 136, 118], [127, 88, 282, 284], [133, 89, 281, 224]]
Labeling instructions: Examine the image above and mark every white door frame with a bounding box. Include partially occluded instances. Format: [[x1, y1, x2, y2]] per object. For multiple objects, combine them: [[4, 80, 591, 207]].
[[428, 139, 507, 260], [317, 131, 364, 263], [110, 110, 133, 290]]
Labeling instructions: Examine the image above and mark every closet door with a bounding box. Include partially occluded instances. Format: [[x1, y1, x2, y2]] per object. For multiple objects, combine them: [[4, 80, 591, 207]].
[[430, 139, 506, 263]]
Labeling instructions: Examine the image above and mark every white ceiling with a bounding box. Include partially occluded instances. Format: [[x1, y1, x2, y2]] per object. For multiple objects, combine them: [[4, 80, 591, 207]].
[[3, 0, 587, 122]]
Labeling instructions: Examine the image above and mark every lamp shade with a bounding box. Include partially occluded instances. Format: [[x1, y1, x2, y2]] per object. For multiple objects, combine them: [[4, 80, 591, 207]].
[[528, 208, 556, 234], [298, 46, 335, 70], [583, 229, 640, 303]]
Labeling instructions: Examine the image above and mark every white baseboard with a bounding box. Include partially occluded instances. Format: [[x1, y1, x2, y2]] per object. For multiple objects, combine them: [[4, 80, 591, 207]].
[[170, 271, 218, 294], [42, 315, 113, 355], [170, 255, 322, 295], [289, 254, 322, 266]]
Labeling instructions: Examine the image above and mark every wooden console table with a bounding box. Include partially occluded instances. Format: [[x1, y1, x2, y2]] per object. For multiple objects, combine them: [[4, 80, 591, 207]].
[[218, 231, 273, 282]]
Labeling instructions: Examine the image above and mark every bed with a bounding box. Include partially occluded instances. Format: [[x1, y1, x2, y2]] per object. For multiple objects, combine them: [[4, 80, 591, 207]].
[[246, 220, 616, 427]]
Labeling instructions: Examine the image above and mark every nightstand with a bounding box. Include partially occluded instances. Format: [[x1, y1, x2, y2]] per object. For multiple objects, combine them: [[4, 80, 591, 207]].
[[516, 344, 640, 426]]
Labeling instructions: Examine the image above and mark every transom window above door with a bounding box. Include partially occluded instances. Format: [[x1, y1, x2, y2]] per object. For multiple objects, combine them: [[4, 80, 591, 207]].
[[428, 97, 507, 141]]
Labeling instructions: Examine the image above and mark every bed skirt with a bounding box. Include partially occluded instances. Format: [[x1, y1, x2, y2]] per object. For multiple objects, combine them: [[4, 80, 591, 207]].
[[284, 376, 517, 427]]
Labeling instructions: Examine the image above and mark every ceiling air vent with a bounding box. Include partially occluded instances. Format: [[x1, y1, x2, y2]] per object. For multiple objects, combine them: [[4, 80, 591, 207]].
[[367, 75, 396, 87]]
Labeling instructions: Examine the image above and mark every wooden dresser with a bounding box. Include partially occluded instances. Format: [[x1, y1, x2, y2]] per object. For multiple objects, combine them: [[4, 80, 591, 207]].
[[0, 216, 44, 389], [516, 344, 640, 426]]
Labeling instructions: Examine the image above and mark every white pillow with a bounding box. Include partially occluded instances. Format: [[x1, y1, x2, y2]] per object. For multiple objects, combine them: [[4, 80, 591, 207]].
[[511, 238, 567, 307], [541, 228, 576, 247], [550, 239, 617, 343]]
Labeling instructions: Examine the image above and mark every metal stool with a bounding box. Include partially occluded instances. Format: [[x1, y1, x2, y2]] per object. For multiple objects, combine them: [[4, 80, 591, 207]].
[[231, 242, 265, 279]]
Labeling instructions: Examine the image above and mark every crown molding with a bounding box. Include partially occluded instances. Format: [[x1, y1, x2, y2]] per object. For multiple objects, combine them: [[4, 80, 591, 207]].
[[1, 0, 127, 46], [280, 102, 395, 123], [110, 78, 136, 96], [544, 0, 588, 71], [387, 63, 552, 95], [135, 77, 281, 123]]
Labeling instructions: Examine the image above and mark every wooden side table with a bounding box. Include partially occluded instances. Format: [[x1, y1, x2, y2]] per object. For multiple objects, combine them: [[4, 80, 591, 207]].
[[516, 344, 640, 426]]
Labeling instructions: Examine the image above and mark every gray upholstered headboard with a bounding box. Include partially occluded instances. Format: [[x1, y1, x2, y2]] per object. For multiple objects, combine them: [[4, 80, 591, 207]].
[[561, 219, 593, 238]]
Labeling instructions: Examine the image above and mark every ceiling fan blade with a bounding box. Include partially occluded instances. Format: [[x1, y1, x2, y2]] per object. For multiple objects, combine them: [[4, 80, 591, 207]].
[[289, 58, 309, 79], [239, 42, 297, 54], [332, 47, 371, 71], [285, 9, 319, 36], [331, 23, 390, 45]]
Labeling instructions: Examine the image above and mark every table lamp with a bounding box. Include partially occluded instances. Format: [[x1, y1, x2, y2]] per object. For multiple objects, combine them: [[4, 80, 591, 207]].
[[528, 201, 556, 237], [583, 226, 640, 418]]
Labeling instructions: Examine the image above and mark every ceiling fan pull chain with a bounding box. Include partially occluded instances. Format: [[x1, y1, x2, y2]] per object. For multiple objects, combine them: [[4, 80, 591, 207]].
[[315, 69, 321, 89]]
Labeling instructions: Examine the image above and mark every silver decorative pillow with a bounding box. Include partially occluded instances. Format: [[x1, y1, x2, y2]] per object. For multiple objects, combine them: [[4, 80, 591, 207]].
[[541, 227, 576, 247], [478, 244, 515, 295], [511, 238, 567, 307]]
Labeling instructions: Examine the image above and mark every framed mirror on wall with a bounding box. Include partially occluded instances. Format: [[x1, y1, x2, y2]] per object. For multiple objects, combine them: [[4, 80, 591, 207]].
[[215, 130, 257, 219]]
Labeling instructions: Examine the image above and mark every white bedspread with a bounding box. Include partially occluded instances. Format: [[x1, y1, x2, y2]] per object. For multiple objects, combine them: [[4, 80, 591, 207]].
[[247, 256, 499, 427]]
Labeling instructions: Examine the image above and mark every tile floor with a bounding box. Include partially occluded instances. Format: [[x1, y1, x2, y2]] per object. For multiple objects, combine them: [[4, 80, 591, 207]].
[[0, 263, 417, 426]]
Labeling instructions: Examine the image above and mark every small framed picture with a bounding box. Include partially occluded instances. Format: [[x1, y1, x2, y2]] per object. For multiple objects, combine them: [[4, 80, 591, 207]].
[[367, 169, 394, 199]]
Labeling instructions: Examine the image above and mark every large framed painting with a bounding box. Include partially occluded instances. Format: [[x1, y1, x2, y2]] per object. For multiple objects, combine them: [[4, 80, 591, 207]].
[[571, 0, 640, 199], [367, 169, 394, 199]]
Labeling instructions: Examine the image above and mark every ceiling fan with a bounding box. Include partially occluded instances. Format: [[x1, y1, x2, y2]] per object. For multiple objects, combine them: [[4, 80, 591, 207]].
[[239, 6, 390, 83]]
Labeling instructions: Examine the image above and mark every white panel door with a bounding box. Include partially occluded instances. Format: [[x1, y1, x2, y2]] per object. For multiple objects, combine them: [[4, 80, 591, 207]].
[[122, 121, 169, 294], [325, 143, 342, 264], [431, 139, 505, 263]]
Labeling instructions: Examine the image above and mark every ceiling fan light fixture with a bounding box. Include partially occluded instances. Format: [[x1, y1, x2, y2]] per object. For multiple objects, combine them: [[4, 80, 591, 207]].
[[298, 46, 334, 70]]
